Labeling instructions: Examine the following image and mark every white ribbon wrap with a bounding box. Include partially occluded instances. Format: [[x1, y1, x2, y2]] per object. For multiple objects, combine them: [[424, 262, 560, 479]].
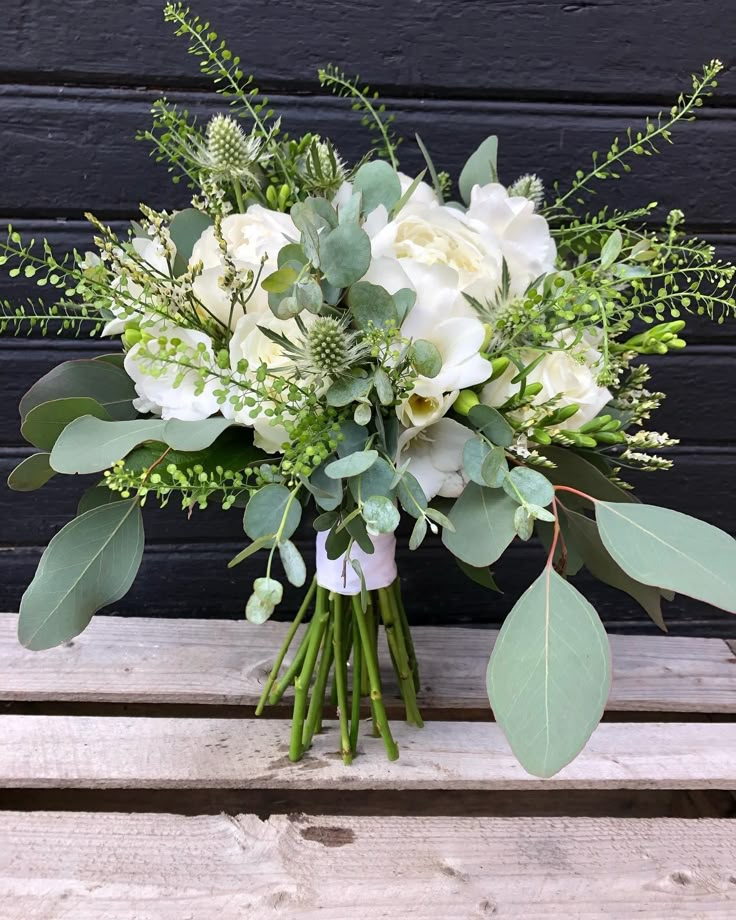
[[315, 530, 397, 595]]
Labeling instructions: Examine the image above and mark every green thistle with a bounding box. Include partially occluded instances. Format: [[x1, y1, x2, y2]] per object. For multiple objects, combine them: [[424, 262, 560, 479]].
[[189, 114, 265, 186], [305, 316, 365, 377], [508, 173, 545, 209]]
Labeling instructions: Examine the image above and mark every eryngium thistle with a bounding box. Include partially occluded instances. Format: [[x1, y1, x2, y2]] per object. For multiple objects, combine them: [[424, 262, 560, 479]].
[[298, 137, 346, 196], [201, 114, 263, 182], [508, 173, 545, 210], [304, 316, 367, 377]]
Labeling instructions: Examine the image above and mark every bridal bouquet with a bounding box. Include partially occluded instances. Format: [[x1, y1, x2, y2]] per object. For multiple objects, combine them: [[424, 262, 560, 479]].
[[3, 4, 735, 777]]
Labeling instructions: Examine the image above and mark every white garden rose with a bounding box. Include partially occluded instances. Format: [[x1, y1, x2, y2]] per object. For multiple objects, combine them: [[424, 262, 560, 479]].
[[397, 417, 474, 501], [103, 236, 175, 337], [480, 331, 612, 430], [124, 323, 220, 421], [223, 311, 308, 453], [190, 206, 297, 328]]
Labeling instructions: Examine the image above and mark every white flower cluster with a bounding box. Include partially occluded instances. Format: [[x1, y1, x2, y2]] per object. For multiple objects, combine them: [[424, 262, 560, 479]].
[[116, 173, 610, 495]]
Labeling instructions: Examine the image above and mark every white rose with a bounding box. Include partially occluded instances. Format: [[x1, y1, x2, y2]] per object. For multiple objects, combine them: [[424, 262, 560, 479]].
[[103, 236, 175, 337], [190, 206, 297, 329], [223, 311, 307, 453], [464, 183, 557, 300], [481, 331, 612, 429], [397, 417, 474, 501], [124, 323, 220, 421]]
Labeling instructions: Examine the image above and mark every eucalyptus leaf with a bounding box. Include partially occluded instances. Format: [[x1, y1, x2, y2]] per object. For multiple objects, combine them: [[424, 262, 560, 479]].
[[320, 223, 372, 288], [362, 495, 400, 535], [600, 229, 623, 270], [325, 374, 373, 408], [50, 417, 234, 475], [463, 437, 491, 486], [20, 359, 138, 422], [456, 558, 500, 591], [325, 522, 351, 559], [336, 421, 369, 457], [21, 397, 112, 451], [373, 368, 394, 406], [279, 540, 307, 587], [459, 135, 499, 205], [338, 190, 363, 226], [411, 339, 442, 378], [314, 511, 339, 532], [18, 500, 145, 651], [304, 464, 344, 511], [324, 449, 378, 479], [481, 446, 509, 488], [169, 209, 213, 275], [243, 484, 302, 543], [346, 513, 375, 554], [7, 452, 56, 492], [393, 288, 416, 322], [503, 466, 555, 508], [277, 243, 308, 268], [353, 160, 402, 215], [295, 277, 323, 314], [228, 534, 274, 568], [349, 456, 395, 503], [513, 505, 534, 540], [596, 502, 736, 614], [564, 509, 667, 631], [539, 445, 637, 506], [261, 265, 298, 294], [77, 484, 124, 516], [409, 516, 428, 550], [468, 404, 513, 448], [537, 518, 585, 577], [443, 483, 517, 567], [397, 471, 428, 519], [347, 281, 399, 332], [487, 567, 611, 777]]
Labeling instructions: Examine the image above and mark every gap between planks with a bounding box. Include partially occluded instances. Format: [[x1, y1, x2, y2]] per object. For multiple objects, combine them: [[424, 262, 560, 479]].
[[1, 812, 735, 919], [1, 615, 734, 714]]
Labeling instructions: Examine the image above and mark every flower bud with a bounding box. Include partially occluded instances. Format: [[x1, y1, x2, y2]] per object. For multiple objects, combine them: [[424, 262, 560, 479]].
[[453, 389, 480, 416], [122, 326, 141, 348], [489, 356, 510, 380]]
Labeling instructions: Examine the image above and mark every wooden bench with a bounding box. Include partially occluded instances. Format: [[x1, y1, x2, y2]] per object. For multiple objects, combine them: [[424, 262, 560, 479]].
[[0, 613, 735, 917]]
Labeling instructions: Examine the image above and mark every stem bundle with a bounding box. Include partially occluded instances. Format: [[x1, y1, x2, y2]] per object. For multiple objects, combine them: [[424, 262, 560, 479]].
[[258, 577, 422, 763]]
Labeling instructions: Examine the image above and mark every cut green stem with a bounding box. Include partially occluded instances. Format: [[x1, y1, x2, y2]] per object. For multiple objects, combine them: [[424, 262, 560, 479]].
[[302, 617, 334, 750], [378, 587, 424, 727], [332, 594, 353, 765], [289, 586, 329, 762]]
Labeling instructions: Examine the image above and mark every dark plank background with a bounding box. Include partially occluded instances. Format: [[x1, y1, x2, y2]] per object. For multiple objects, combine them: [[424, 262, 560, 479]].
[[1, 1, 735, 635]]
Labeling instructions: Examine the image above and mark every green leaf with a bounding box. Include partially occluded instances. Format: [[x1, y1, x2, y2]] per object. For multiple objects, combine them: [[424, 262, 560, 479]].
[[513, 505, 534, 540], [261, 265, 298, 294], [481, 446, 508, 488], [7, 453, 56, 492], [456, 558, 500, 591], [50, 417, 234, 475], [169, 208, 213, 276], [320, 223, 372, 288], [564, 510, 667, 632], [487, 567, 611, 777], [459, 135, 499, 205], [392, 288, 416, 322], [463, 437, 491, 486], [539, 445, 637, 506], [93, 353, 126, 369], [325, 374, 373, 408], [353, 160, 402, 215], [537, 518, 584, 577], [277, 243, 308, 269], [326, 522, 351, 559], [373, 368, 394, 406], [442, 482, 518, 567], [346, 281, 399, 332], [295, 277, 323, 314], [303, 464, 343, 511], [228, 534, 274, 568], [362, 495, 400, 535], [396, 472, 428, 519], [600, 229, 623, 270], [345, 513, 374, 554], [18, 500, 145, 650], [20, 359, 138, 422], [349, 456, 395, 503], [468, 404, 514, 448], [336, 421, 369, 457], [409, 516, 428, 550], [324, 449, 378, 480], [21, 397, 112, 451], [279, 540, 307, 587], [77, 484, 123, 515], [411, 339, 442, 378], [596, 502, 736, 614], [243, 485, 302, 543], [503, 466, 555, 508], [314, 511, 339, 532]]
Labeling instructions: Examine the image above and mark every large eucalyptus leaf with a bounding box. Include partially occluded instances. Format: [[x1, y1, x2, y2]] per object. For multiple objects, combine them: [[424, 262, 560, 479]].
[[303, 464, 343, 511], [20, 360, 138, 422], [18, 500, 145, 650], [7, 453, 56, 492], [325, 449, 378, 479], [442, 482, 517, 567], [539, 445, 637, 506], [347, 282, 399, 332], [50, 417, 234, 474], [487, 567, 611, 777], [244, 484, 302, 543], [21, 397, 112, 451], [596, 502, 736, 614], [353, 161, 402, 215], [320, 223, 372, 288], [565, 509, 667, 631], [459, 135, 499, 205], [169, 208, 213, 275]]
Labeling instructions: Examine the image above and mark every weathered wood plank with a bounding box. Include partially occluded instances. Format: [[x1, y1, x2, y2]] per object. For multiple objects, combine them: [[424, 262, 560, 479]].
[[1, 716, 735, 789], [1, 87, 734, 223], [3, 0, 735, 104], [2, 811, 735, 919], [1, 615, 734, 713]]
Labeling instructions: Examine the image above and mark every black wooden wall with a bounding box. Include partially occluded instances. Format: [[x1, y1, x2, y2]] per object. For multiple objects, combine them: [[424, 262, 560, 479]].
[[1, 1, 735, 635]]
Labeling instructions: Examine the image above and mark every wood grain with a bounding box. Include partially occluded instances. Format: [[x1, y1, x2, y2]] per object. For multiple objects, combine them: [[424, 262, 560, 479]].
[[2, 811, 736, 918], [2, 0, 734, 103], [1, 87, 735, 222], [1, 715, 735, 790], [1, 615, 734, 713]]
